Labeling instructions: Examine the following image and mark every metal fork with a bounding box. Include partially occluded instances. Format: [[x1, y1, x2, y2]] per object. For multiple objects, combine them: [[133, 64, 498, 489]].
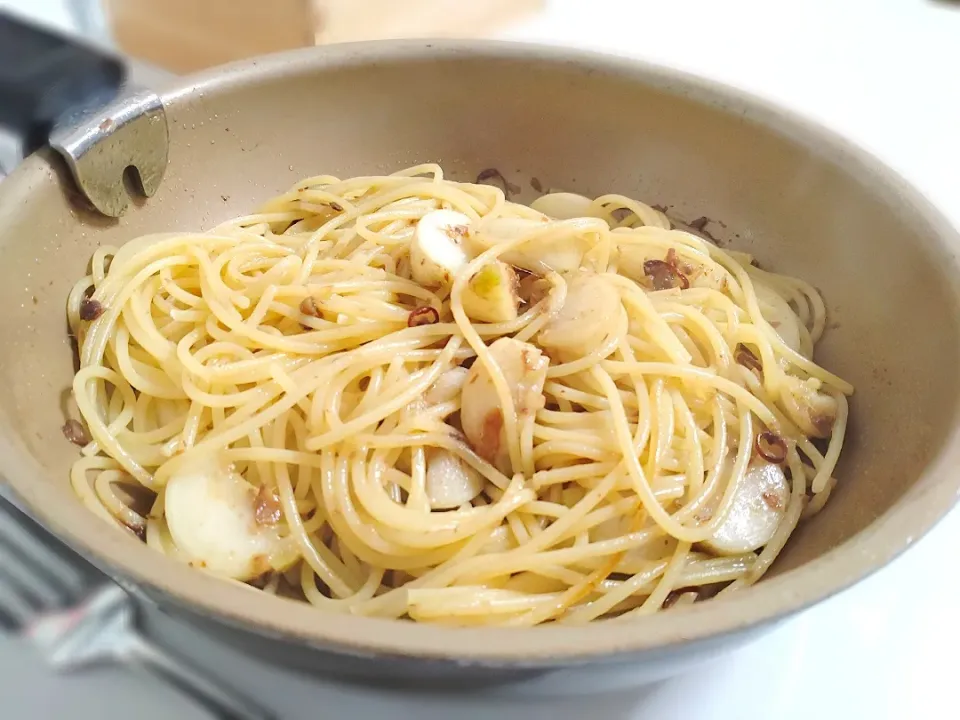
[[0, 491, 276, 720]]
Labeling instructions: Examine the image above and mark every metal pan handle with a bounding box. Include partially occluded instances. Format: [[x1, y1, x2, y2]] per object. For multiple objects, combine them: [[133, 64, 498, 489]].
[[49, 89, 169, 217], [0, 12, 168, 217]]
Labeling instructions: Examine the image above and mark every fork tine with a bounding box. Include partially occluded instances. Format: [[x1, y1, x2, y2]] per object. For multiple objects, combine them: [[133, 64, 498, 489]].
[[0, 582, 33, 630], [0, 493, 90, 600], [0, 529, 85, 602], [0, 546, 71, 611]]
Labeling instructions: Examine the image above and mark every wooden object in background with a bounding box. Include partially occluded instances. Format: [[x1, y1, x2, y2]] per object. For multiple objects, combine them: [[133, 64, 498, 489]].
[[104, 0, 316, 75], [104, 0, 543, 74], [312, 0, 542, 44]]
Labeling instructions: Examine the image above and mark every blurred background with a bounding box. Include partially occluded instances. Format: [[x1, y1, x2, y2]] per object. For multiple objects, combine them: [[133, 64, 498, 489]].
[[1, 0, 958, 219], [0, 0, 545, 74]]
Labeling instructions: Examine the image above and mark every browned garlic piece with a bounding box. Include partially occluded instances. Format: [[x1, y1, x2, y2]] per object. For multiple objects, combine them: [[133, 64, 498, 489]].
[[461, 261, 520, 323], [781, 376, 838, 439], [460, 338, 548, 474]]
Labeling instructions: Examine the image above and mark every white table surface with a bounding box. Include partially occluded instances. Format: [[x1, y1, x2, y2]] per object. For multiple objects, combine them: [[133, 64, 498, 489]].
[[3, 0, 960, 718]]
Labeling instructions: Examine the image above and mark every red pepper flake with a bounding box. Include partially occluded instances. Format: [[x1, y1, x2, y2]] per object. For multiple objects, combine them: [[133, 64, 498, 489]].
[[755, 431, 787, 464], [408, 306, 440, 327], [664, 247, 695, 276], [735, 343, 763, 373], [79, 297, 105, 321], [643, 259, 689, 291]]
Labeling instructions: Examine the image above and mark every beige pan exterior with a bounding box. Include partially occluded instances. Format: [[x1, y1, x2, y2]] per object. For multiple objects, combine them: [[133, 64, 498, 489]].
[[0, 40, 958, 668]]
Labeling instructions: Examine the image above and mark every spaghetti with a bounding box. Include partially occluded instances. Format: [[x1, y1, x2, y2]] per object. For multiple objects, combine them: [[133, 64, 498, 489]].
[[65, 164, 852, 625]]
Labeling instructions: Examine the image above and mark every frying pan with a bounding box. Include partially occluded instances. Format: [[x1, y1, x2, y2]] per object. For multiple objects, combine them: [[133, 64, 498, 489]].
[[1, 40, 959, 689]]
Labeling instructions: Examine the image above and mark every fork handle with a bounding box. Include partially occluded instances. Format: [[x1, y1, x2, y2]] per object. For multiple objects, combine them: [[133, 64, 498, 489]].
[[118, 632, 277, 720]]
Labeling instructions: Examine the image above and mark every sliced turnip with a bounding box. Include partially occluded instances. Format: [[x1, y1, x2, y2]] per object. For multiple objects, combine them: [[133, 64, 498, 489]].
[[424, 367, 470, 406], [701, 462, 790, 556], [461, 338, 548, 474], [425, 448, 485, 510], [461, 261, 520, 323], [530, 192, 595, 220], [411, 209, 473, 286], [781, 376, 838, 439], [538, 271, 621, 356], [473, 217, 594, 274], [164, 453, 294, 580]]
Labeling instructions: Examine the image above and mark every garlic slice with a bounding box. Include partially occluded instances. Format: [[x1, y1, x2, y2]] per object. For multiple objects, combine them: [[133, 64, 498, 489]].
[[781, 376, 838, 438], [473, 217, 594, 274], [754, 282, 802, 354], [425, 448, 484, 510], [164, 453, 294, 580], [411, 209, 472, 286], [530, 192, 595, 220], [424, 367, 470, 406], [460, 337, 548, 474], [538, 271, 621, 356], [461, 261, 520, 323], [701, 462, 790, 555]]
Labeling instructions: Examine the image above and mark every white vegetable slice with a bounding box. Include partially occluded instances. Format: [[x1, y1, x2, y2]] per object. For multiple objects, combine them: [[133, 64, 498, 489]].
[[479, 524, 514, 554], [425, 448, 484, 510], [618, 245, 726, 291], [424, 367, 470, 406], [460, 337, 548, 474], [530, 192, 595, 220], [472, 217, 593, 274], [538, 272, 621, 356], [406, 366, 470, 420], [164, 453, 293, 580], [754, 283, 802, 354], [701, 462, 790, 555], [460, 261, 520, 324], [588, 515, 681, 574], [781, 376, 838, 438], [411, 209, 472, 286]]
